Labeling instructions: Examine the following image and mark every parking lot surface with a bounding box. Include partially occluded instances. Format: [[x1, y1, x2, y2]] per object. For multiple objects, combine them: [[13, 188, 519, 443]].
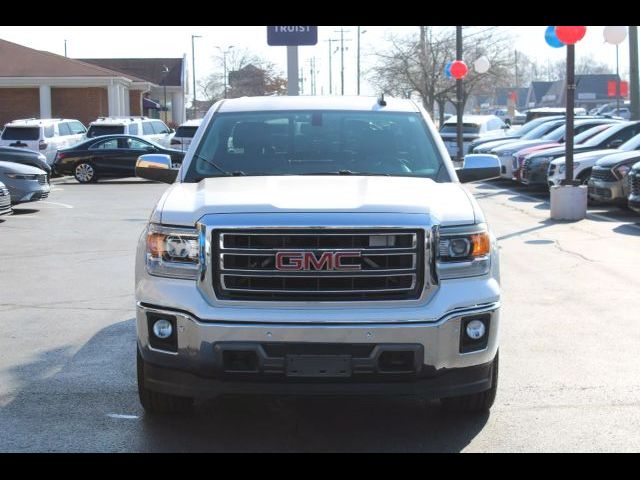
[[1, 177, 639, 452]]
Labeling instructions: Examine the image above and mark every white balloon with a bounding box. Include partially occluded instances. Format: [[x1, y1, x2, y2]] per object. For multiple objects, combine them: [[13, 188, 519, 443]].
[[474, 56, 490, 74], [604, 26, 627, 45]]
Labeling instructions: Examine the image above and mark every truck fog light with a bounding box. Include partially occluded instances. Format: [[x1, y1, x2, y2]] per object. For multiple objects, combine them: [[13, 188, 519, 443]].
[[152, 319, 173, 339], [466, 319, 486, 340]]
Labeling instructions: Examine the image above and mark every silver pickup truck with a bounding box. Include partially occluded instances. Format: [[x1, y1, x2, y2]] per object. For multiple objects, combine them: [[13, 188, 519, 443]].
[[134, 96, 502, 414]]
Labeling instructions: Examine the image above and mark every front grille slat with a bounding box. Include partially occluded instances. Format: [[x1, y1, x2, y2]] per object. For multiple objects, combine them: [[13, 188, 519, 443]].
[[213, 229, 425, 301], [590, 168, 617, 182]]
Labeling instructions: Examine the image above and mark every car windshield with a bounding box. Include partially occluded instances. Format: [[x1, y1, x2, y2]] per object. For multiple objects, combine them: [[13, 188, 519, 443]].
[[440, 123, 481, 134], [574, 124, 613, 143], [87, 125, 125, 137], [175, 126, 198, 138], [185, 110, 447, 181], [521, 121, 564, 140], [516, 117, 561, 136], [1, 127, 40, 141], [582, 123, 628, 147], [619, 132, 640, 151]]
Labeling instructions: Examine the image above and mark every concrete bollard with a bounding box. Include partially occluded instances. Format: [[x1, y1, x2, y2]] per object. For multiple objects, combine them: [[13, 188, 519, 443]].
[[550, 185, 588, 220]]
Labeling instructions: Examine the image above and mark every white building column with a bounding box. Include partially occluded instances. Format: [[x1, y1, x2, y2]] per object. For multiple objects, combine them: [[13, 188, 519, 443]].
[[119, 84, 127, 116], [124, 88, 131, 116], [171, 91, 185, 124], [108, 84, 118, 116], [39, 85, 52, 119]]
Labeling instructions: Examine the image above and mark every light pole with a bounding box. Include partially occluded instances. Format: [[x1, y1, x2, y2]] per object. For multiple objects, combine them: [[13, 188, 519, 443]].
[[161, 65, 169, 123], [630, 26, 639, 120], [604, 27, 628, 116], [64, 39, 67, 57], [456, 26, 463, 163], [216, 45, 234, 99], [357, 27, 367, 95], [191, 34, 201, 118]]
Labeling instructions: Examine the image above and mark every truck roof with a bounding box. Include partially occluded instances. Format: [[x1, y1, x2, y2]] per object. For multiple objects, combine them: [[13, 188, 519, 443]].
[[217, 96, 421, 113]]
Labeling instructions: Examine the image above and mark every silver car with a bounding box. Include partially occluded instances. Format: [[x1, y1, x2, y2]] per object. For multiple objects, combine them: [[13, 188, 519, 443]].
[[0, 180, 11, 215], [0, 161, 50, 204]]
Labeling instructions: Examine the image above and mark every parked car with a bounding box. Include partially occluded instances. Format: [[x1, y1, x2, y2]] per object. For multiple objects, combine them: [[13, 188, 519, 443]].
[[133, 95, 502, 414], [468, 115, 565, 154], [0, 118, 87, 165], [512, 123, 615, 182], [608, 107, 631, 120], [628, 161, 640, 213], [491, 119, 619, 179], [524, 107, 587, 123], [53, 135, 185, 183], [440, 114, 508, 160], [86, 117, 174, 148], [587, 150, 640, 206], [0, 161, 50, 204], [491, 108, 524, 126], [546, 122, 640, 187], [0, 180, 11, 215], [0, 146, 51, 178], [169, 119, 202, 152]]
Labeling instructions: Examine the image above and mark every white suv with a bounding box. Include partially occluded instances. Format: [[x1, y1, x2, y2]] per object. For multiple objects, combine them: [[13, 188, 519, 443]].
[[0, 118, 87, 165], [169, 119, 202, 151], [86, 117, 173, 148]]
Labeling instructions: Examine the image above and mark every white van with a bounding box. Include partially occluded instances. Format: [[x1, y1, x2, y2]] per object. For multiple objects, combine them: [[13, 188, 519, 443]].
[[86, 117, 173, 148], [169, 119, 202, 151], [0, 118, 87, 165]]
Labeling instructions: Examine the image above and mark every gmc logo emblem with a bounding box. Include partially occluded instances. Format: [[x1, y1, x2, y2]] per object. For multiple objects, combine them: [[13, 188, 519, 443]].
[[275, 251, 362, 271]]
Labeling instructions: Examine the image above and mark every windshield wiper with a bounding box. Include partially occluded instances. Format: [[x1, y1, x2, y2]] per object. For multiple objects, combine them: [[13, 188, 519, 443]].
[[297, 170, 391, 176], [192, 153, 246, 176]]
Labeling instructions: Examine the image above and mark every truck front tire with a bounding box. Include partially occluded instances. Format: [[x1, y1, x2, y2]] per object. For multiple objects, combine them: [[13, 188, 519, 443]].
[[440, 351, 499, 413], [137, 348, 194, 414]]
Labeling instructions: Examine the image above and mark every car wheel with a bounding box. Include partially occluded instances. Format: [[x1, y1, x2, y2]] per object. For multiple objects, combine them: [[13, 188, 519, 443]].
[[74, 162, 98, 184], [577, 169, 591, 186], [137, 348, 194, 414], [440, 351, 499, 413]]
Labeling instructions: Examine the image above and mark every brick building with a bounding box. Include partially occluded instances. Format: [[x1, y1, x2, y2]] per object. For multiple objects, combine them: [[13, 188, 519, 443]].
[[0, 39, 186, 127]]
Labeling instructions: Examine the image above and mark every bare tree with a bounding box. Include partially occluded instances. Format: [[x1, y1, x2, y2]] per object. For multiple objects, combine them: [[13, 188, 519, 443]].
[[368, 26, 515, 125], [201, 48, 286, 101]]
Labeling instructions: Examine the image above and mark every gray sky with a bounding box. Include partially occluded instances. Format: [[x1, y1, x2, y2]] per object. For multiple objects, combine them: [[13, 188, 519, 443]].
[[0, 26, 630, 97]]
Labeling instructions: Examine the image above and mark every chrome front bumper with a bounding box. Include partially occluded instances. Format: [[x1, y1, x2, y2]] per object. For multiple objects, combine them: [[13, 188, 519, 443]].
[[137, 301, 500, 375]]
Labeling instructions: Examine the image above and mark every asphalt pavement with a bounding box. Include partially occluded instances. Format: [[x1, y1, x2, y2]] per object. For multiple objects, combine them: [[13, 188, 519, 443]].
[[0, 177, 639, 452]]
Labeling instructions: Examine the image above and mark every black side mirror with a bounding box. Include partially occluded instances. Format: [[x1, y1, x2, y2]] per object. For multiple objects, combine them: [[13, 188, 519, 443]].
[[456, 154, 501, 183], [136, 154, 178, 184]]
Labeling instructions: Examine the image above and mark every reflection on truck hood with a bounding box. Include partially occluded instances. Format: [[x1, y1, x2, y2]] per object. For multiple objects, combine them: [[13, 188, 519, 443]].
[[158, 176, 477, 227]]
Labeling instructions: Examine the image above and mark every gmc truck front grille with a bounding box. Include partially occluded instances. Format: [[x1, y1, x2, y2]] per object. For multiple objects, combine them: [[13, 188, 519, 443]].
[[630, 172, 640, 195], [212, 229, 425, 301], [590, 168, 617, 182]]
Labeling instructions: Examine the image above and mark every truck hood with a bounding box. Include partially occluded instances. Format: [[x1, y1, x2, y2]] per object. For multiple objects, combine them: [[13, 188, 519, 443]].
[[492, 139, 550, 154], [550, 149, 617, 166], [158, 176, 478, 227], [595, 150, 640, 168]]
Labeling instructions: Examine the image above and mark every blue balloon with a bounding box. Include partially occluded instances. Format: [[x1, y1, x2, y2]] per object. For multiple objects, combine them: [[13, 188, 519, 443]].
[[545, 26, 564, 48], [445, 61, 453, 78]]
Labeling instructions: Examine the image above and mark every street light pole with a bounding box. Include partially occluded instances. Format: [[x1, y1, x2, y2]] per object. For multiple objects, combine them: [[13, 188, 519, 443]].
[[340, 28, 345, 95], [630, 26, 639, 120], [64, 39, 67, 57], [191, 35, 201, 118], [456, 26, 463, 163], [564, 44, 576, 185], [357, 27, 367, 95], [216, 46, 235, 99], [161, 65, 169, 123], [616, 44, 620, 114]]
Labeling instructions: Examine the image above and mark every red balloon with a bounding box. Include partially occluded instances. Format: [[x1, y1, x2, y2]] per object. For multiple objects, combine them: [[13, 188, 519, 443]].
[[450, 60, 468, 80], [554, 26, 587, 45]]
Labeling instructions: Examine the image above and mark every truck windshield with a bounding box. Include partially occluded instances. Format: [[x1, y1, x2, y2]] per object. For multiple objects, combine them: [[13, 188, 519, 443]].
[[185, 111, 447, 181]]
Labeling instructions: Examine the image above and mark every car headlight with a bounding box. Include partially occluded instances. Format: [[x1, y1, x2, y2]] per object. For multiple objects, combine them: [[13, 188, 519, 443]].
[[146, 223, 200, 279], [5, 173, 38, 180], [614, 164, 631, 180], [437, 225, 491, 279]]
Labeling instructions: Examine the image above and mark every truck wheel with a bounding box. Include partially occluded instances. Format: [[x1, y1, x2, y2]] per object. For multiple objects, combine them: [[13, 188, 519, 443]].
[[441, 351, 499, 413], [137, 348, 193, 414], [74, 162, 98, 183]]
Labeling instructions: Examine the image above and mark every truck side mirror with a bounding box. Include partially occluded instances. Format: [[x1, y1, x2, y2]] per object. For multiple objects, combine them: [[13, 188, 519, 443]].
[[136, 154, 178, 184], [456, 154, 501, 183]]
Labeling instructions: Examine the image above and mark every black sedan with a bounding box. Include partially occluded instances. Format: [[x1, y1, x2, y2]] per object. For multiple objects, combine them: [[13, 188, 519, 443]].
[[52, 135, 185, 183], [0, 146, 52, 178]]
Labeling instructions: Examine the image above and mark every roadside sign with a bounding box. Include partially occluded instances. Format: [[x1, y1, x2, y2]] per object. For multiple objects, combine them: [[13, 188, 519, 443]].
[[267, 26, 318, 46]]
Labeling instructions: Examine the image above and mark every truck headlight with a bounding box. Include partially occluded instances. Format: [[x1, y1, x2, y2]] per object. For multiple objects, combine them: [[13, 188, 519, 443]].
[[6, 173, 39, 180], [437, 225, 491, 279], [614, 164, 631, 180], [146, 223, 200, 279]]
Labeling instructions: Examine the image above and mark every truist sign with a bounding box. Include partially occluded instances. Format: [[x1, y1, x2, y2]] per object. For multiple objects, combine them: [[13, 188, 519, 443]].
[[275, 251, 362, 271]]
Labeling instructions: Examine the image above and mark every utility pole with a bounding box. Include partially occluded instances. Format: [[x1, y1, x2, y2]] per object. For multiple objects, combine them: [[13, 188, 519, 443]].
[[630, 26, 639, 120], [191, 35, 201, 118], [456, 26, 464, 163], [64, 39, 67, 57], [325, 38, 340, 95], [334, 28, 352, 95]]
